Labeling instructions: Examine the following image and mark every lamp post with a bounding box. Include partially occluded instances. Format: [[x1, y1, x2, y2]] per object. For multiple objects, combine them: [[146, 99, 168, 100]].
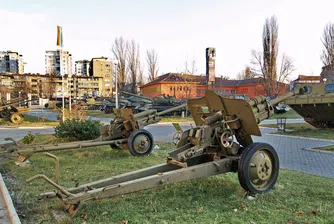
[[19, 91, 21, 107], [112, 59, 119, 109]]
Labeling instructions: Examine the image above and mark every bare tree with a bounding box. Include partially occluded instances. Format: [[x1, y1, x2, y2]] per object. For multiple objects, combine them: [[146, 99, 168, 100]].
[[183, 59, 198, 100], [138, 62, 144, 86], [127, 40, 140, 93], [251, 16, 293, 97], [40, 75, 57, 99], [237, 65, 255, 80], [112, 37, 129, 91], [146, 49, 159, 82], [321, 22, 334, 66], [0, 84, 9, 101]]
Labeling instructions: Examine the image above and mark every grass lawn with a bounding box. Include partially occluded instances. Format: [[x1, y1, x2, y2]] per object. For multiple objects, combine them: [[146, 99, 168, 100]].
[[1, 136, 333, 224], [0, 114, 59, 127], [84, 110, 115, 119], [314, 145, 334, 152], [260, 123, 334, 140], [269, 109, 302, 120]]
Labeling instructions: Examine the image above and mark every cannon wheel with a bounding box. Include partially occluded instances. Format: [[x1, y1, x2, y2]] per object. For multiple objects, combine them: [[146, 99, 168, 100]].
[[0, 109, 10, 118], [238, 142, 279, 194], [10, 113, 24, 124], [127, 129, 153, 156]]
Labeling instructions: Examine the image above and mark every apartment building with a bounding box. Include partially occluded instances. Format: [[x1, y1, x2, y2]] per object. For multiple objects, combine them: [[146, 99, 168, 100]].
[[45, 50, 72, 75], [89, 57, 112, 96], [0, 51, 24, 74], [75, 60, 90, 76], [0, 73, 104, 100]]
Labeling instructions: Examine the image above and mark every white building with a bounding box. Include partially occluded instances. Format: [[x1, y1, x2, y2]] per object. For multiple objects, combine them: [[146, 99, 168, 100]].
[[0, 51, 24, 74], [75, 60, 90, 76], [45, 50, 72, 75]]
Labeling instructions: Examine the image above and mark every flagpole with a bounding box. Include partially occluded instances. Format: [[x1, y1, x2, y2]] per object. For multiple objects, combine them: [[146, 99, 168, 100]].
[[61, 48, 65, 122]]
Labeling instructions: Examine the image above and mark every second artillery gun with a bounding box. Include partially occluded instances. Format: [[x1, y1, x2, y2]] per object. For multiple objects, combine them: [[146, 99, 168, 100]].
[[8, 104, 186, 162], [0, 96, 33, 124], [25, 87, 307, 216]]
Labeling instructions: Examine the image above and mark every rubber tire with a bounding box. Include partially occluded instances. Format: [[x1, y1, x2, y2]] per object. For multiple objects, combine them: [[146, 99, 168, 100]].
[[238, 142, 279, 194], [10, 113, 23, 124], [0, 109, 10, 118], [127, 129, 154, 156]]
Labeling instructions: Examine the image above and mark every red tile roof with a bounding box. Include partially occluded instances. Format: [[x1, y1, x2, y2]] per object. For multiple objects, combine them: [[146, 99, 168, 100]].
[[293, 75, 321, 82], [140, 73, 265, 88]]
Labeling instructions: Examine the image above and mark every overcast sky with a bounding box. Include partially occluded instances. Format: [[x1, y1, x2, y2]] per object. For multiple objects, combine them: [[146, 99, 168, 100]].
[[1, 0, 333, 81]]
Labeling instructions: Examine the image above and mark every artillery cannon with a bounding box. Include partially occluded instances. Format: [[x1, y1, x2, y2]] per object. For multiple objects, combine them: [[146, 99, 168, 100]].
[[0, 97, 32, 123], [10, 103, 187, 162], [25, 87, 307, 216]]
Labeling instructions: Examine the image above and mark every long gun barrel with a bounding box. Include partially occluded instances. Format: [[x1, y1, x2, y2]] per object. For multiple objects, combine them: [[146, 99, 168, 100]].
[[204, 87, 308, 125], [122, 91, 152, 101], [250, 86, 308, 123]]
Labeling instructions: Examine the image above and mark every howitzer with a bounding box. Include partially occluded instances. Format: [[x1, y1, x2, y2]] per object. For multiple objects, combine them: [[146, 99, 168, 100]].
[[25, 87, 307, 216], [0, 96, 33, 123], [9, 103, 187, 162]]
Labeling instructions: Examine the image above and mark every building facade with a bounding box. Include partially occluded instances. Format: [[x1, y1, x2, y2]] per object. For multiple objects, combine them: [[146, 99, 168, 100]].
[[75, 60, 90, 76], [140, 73, 288, 100], [89, 57, 112, 96], [45, 50, 72, 75], [0, 51, 24, 74], [0, 73, 104, 100]]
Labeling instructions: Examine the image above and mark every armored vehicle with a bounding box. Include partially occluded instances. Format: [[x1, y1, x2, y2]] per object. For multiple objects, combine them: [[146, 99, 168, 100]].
[[284, 83, 334, 128]]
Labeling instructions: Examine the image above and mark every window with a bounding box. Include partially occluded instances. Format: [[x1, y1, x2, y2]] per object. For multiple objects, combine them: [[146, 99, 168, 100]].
[[225, 90, 230, 94], [202, 89, 205, 93], [170, 86, 172, 91], [231, 90, 236, 94]]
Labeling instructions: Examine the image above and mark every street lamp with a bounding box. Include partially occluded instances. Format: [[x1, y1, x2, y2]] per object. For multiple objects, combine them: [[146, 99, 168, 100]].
[[19, 91, 21, 107], [111, 59, 119, 109]]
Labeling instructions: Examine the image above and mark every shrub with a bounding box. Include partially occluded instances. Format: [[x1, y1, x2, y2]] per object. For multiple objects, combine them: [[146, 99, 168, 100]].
[[55, 119, 101, 141], [22, 131, 35, 144]]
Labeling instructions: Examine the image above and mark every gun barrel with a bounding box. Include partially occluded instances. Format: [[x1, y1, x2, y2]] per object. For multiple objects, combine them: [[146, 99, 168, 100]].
[[270, 86, 307, 106], [122, 91, 152, 101], [157, 103, 187, 116]]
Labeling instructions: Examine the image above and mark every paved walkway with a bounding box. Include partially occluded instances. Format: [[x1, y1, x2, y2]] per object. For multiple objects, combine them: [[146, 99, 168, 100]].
[[0, 191, 10, 224], [148, 125, 334, 178]]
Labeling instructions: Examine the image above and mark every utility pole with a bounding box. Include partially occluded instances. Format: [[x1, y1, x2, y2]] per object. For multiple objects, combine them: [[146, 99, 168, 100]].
[[112, 59, 119, 108]]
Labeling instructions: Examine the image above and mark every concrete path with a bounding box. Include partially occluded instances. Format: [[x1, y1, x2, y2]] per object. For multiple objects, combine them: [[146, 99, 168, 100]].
[[0, 173, 21, 224], [25, 109, 306, 125], [0, 127, 55, 145], [0, 193, 10, 224]]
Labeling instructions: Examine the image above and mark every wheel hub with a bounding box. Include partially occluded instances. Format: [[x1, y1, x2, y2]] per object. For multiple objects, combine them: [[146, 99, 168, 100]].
[[249, 150, 273, 187], [134, 135, 149, 152]]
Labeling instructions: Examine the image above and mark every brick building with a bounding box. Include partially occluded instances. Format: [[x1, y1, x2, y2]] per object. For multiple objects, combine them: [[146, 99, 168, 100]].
[[140, 73, 286, 100]]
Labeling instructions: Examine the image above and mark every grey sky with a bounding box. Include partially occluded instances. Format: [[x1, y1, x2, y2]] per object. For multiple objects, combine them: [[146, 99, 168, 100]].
[[1, 0, 333, 80]]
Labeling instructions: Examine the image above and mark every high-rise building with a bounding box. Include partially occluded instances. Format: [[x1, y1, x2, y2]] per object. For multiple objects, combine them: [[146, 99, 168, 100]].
[[89, 57, 112, 96], [75, 60, 90, 76], [0, 51, 24, 74], [45, 50, 72, 75]]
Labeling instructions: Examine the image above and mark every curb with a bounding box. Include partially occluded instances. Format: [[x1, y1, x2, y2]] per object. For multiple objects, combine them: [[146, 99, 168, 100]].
[[0, 173, 21, 224], [302, 146, 334, 155], [0, 126, 55, 130], [265, 133, 334, 142]]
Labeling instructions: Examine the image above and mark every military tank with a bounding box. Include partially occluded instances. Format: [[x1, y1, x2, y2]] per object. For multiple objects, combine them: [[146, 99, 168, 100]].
[[284, 83, 334, 128], [122, 92, 184, 114]]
